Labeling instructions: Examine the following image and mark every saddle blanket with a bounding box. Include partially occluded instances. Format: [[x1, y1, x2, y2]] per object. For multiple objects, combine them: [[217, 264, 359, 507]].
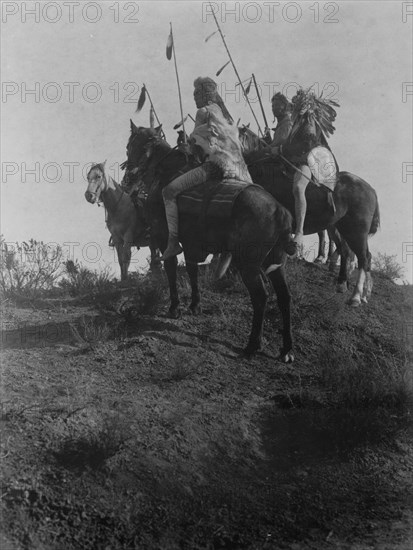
[[177, 179, 253, 218]]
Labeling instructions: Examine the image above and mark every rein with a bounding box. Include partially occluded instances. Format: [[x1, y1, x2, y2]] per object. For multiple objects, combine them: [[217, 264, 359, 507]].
[[96, 173, 126, 223]]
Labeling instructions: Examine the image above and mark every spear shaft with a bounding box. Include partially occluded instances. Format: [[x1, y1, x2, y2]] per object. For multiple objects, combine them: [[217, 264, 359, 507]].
[[143, 83, 165, 138], [210, 5, 263, 136], [252, 73, 269, 130], [170, 22, 187, 144]]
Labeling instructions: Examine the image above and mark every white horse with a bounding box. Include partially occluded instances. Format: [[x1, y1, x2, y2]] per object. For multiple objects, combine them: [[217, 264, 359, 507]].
[[85, 161, 159, 280]]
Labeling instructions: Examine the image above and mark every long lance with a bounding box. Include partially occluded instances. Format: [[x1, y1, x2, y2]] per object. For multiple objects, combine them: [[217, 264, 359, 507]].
[[209, 5, 264, 137], [143, 85, 161, 125], [170, 22, 187, 144], [252, 73, 269, 131]]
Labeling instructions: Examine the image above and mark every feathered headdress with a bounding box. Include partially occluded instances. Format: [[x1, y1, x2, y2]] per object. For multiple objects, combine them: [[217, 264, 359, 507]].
[[291, 87, 339, 138]]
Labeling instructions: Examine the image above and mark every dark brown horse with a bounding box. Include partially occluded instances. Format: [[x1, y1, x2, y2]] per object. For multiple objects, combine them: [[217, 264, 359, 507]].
[[125, 122, 296, 362], [239, 126, 380, 306]]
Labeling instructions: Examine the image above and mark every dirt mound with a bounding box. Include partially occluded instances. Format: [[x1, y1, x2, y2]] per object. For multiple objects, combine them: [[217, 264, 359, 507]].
[[1, 260, 412, 549]]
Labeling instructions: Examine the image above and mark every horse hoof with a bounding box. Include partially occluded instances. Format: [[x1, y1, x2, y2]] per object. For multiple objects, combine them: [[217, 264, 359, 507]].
[[347, 298, 361, 307], [278, 350, 294, 363], [189, 304, 201, 316], [314, 257, 324, 264], [167, 308, 181, 319], [336, 282, 348, 294], [361, 296, 368, 304]]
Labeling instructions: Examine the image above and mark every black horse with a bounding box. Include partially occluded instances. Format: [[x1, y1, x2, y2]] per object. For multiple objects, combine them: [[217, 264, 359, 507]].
[[124, 122, 296, 362], [239, 125, 380, 306]]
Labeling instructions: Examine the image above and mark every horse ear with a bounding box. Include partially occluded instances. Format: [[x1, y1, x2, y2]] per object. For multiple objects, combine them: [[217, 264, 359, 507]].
[[155, 124, 162, 136], [130, 119, 139, 133]]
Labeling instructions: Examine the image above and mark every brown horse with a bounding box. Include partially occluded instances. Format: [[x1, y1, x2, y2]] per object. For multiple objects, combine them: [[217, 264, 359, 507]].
[[85, 162, 159, 281], [124, 122, 296, 362], [239, 126, 380, 306]]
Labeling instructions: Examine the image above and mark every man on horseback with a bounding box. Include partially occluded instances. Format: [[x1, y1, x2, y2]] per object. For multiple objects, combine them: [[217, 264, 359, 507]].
[[160, 76, 252, 260], [267, 92, 293, 153], [263, 90, 338, 248]]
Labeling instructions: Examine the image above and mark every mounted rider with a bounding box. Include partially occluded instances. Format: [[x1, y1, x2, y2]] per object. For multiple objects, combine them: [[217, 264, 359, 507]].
[[266, 92, 294, 151], [265, 89, 339, 248], [160, 76, 252, 260]]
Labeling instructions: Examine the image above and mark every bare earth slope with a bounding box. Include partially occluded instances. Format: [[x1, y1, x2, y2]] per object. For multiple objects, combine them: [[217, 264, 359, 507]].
[[1, 260, 412, 549]]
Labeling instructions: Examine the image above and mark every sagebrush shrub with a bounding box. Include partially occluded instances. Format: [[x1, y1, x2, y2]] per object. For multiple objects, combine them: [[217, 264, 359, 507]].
[[59, 260, 114, 295], [372, 252, 404, 281], [0, 236, 64, 297]]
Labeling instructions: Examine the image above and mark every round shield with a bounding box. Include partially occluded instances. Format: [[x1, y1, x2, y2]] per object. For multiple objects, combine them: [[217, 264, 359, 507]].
[[307, 146, 337, 190]]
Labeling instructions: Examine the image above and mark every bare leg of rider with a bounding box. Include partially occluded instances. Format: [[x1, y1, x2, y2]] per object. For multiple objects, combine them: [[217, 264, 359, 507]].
[[161, 164, 211, 261], [292, 165, 311, 250]]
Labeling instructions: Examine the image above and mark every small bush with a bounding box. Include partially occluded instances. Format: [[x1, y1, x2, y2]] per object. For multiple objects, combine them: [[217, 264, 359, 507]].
[[78, 316, 111, 345], [59, 260, 115, 296], [119, 274, 164, 321], [320, 346, 412, 409], [135, 276, 164, 315], [0, 237, 64, 298], [372, 252, 404, 281], [309, 346, 412, 449]]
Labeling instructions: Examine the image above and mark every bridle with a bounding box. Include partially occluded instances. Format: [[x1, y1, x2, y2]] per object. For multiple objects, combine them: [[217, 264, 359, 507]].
[[86, 166, 125, 221], [86, 167, 108, 204]]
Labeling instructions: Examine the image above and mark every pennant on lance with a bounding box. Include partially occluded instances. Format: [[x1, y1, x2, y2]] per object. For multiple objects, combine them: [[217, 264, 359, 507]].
[[166, 30, 173, 60], [136, 85, 146, 113]]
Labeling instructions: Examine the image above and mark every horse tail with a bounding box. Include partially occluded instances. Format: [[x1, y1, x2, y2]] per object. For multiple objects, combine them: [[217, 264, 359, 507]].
[[369, 194, 380, 236]]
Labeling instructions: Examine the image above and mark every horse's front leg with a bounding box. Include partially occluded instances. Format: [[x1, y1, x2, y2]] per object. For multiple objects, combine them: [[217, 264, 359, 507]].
[[123, 243, 132, 280], [332, 233, 349, 293], [163, 256, 181, 318], [326, 226, 340, 273], [184, 259, 201, 315], [314, 230, 327, 263], [149, 235, 161, 270], [238, 265, 268, 357], [265, 256, 294, 363], [115, 242, 129, 281], [343, 235, 370, 307]]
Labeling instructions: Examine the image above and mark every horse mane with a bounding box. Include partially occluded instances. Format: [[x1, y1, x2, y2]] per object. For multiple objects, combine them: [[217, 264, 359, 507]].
[[142, 138, 188, 192]]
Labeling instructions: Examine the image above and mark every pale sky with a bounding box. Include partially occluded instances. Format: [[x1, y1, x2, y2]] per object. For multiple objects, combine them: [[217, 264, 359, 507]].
[[1, 1, 412, 281]]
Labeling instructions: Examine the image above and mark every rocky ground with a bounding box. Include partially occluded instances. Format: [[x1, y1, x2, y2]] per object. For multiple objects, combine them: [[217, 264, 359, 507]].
[[1, 260, 412, 549]]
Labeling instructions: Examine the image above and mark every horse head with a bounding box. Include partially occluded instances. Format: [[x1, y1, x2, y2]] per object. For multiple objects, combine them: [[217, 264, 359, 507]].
[[121, 122, 164, 187], [124, 123, 181, 195], [85, 162, 108, 204], [126, 120, 163, 168]]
